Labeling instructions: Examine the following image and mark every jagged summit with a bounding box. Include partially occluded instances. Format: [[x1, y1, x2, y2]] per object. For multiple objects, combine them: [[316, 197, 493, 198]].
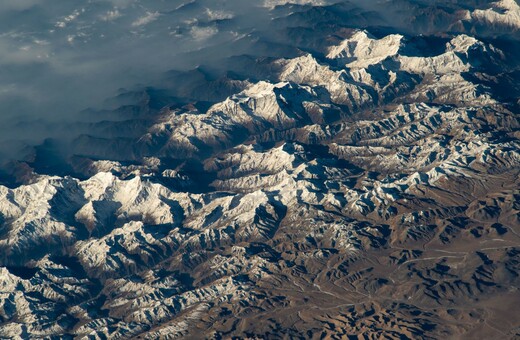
[[327, 30, 403, 69], [472, 0, 520, 30]]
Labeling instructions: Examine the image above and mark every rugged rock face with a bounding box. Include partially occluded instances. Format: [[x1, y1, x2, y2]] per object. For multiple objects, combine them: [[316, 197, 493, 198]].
[[1, 1, 520, 339]]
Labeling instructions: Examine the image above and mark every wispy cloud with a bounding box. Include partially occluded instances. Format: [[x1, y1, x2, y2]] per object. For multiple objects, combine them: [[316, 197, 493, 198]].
[[55, 9, 84, 28], [132, 11, 159, 27], [205, 8, 234, 21], [100, 9, 122, 22], [190, 25, 218, 40]]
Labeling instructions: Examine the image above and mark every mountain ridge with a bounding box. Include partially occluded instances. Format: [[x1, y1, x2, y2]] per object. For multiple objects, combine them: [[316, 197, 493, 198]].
[[0, 1, 520, 338]]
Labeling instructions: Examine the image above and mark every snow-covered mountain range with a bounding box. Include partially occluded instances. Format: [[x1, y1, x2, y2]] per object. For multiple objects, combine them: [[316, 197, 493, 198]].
[[0, 1, 519, 338]]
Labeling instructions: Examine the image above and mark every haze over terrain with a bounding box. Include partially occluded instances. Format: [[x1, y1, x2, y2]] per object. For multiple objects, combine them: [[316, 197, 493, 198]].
[[2, 0, 515, 155], [0, 0, 519, 339], [0, 0, 344, 150]]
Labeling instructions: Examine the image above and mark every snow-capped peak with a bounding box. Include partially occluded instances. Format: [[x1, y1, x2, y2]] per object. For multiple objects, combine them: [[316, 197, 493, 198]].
[[471, 0, 520, 30], [326, 30, 403, 68]]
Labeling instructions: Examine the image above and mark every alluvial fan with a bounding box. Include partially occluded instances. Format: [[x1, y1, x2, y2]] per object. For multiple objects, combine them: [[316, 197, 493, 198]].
[[0, 1, 520, 339]]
